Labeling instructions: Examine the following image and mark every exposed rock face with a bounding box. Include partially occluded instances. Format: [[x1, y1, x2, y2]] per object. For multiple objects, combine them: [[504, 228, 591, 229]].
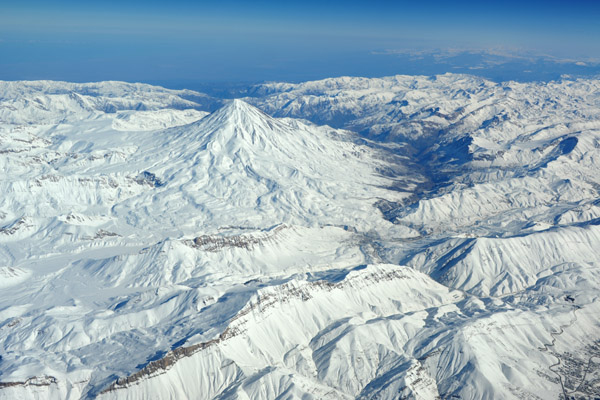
[[186, 225, 287, 252]]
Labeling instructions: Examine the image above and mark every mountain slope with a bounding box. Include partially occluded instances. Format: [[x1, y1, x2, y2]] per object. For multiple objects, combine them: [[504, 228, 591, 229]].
[[0, 91, 414, 399]]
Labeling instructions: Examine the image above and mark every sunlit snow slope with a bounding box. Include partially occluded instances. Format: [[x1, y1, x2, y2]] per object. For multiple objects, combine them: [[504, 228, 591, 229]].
[[1, 76, 599, 400]]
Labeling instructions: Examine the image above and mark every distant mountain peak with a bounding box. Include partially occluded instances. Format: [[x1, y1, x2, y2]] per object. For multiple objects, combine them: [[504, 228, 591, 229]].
[[178, 98, 286, 152], [226, 98, 255, 110], [204, 98, 275, 127]]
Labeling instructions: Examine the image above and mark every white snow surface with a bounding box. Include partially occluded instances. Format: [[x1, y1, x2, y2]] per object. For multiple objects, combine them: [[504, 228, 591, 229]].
[[0, 76, 599, 399]]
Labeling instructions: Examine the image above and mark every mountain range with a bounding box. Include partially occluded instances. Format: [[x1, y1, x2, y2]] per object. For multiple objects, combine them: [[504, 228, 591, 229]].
[[0, 74, 599, 399]]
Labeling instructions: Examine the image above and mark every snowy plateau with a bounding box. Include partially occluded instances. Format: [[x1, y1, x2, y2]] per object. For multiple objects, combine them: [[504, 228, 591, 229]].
[[0, 74, 599, 400]]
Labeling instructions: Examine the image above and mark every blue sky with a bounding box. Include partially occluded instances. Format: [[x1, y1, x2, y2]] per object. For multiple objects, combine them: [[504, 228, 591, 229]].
[[1, 0, 599, 86]]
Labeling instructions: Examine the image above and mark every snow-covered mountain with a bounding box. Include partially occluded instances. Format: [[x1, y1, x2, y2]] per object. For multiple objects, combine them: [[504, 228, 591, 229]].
[[0, 76, 599, 399]]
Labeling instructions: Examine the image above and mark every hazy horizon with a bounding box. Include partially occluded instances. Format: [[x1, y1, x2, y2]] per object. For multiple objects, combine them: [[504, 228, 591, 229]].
[[2, 0, 599, 86]]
